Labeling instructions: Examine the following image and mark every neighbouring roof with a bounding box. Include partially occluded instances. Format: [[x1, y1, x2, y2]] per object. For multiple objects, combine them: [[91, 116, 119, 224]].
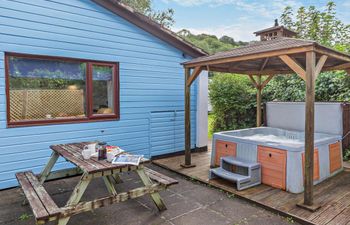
[[254, 26, 297, 36], [92, 0, 207, 58]]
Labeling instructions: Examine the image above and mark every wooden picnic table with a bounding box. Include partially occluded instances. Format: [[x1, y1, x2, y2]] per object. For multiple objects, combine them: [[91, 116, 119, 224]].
[[16, 142, 178, 225]]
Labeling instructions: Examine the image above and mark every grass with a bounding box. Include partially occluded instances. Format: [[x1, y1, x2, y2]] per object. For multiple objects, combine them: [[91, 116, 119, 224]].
[[18, 213, 32, 221], [208, 113, 214, 139]]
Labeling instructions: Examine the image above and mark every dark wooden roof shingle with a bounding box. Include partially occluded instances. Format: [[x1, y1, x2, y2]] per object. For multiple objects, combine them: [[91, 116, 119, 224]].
[[183, 38, 316, 65]]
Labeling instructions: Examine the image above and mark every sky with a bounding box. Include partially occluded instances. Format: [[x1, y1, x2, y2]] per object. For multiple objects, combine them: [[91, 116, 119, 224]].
[[153, 0, 350, 42]]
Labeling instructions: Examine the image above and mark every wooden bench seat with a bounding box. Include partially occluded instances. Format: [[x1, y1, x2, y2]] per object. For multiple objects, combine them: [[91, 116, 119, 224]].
[[144, 167, 178, 187], [16, 171, 61, 224]]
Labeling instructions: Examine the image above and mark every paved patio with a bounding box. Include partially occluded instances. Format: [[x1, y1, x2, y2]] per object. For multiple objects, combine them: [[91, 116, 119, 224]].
[[0, 164, 297, 225]]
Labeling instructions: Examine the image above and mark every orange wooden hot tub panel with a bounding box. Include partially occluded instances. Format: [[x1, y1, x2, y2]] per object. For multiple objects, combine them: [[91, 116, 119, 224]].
[[302, 149, 320, 181], [258, 146, 286, 190], [329, 142, 342, 173], [215, 140, 237, 166]]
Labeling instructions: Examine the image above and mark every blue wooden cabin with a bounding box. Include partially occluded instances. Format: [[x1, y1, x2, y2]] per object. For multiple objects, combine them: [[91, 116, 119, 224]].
[[0, 0, 208, 189]]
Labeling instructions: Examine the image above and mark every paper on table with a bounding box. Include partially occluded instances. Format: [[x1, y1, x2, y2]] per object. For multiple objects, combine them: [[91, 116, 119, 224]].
[[111, 154, 143, 166]]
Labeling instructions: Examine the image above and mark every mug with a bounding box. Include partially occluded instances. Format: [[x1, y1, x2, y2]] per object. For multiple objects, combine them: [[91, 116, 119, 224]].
[[106, 152, 115, 162], [82, 149, 92, 160], [84, 143, 97, 154]]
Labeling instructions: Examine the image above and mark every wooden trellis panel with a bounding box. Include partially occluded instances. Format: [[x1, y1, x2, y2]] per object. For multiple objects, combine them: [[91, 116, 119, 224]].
[[9, 89, 85, 121]]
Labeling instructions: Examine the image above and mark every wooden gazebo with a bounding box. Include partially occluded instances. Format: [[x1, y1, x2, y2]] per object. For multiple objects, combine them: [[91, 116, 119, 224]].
[[181, 23, 350, 208]]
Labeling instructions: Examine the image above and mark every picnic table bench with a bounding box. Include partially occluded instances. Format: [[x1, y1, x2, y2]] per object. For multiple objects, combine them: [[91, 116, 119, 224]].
[[16, 142, 178, 225]]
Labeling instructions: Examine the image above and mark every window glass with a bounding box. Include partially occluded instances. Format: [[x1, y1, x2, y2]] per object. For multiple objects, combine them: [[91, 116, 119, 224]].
[[92, 65, 114, 115], [8, 56, 87, 122]]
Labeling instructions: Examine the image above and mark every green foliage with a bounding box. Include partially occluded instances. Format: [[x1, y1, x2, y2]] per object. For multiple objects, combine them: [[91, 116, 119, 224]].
[[274, 1, 350, 100], [209, 74, 256, 132], [264, 71, 350, 102], [120, 0, 174, 28], [177, 29, 248, 54], [10, 77, 85, 90], [266, 1, 350, 103], [344, 148, 350, 161], [280, 1, 350, 51], [18, 213, 32, 221], [208, 113, 214, 139]]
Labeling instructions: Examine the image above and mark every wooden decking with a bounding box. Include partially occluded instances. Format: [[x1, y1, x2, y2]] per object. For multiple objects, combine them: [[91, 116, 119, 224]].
[[153, 151, 350, 225]]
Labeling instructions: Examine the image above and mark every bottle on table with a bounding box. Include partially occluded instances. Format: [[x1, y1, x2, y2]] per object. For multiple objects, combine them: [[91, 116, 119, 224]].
[[97, 141, 107, 160]]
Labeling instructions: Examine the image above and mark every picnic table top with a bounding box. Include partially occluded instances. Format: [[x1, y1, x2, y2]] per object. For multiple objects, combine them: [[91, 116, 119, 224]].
[[50, 142, 149, 174]]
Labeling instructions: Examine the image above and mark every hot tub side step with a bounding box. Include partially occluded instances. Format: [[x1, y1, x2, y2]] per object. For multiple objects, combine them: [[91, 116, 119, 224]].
[[209, 167, 261, 191], [221, 156, 260, 169], [210, 167, 250, 183], [210, 156, 262, 191]]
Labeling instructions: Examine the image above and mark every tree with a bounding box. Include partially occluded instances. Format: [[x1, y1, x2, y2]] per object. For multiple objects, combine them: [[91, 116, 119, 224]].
[[177, 29, 248, 54], [265, 1, 350, 102], [119, 0, 174, 28], [219, 36, 236, 45], [280, 1, 350, 51], [209, 74, 256, 132]]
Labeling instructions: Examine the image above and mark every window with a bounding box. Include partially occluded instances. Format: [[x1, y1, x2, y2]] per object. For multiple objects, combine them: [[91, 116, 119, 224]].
[[5, 53, 119, 127]]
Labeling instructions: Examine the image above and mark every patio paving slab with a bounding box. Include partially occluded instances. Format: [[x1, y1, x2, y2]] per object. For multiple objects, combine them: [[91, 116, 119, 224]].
[[0, 164, 298, 225]]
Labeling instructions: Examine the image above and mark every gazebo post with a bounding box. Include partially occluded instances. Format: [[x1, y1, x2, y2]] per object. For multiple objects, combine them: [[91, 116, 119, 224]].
[[256, 75, 262, 127], [182, 67, 199, 168], [303, 51, 317, 207], [183, 67, 192, 167]]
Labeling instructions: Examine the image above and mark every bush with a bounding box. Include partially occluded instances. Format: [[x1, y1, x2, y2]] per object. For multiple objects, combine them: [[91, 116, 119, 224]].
[[344, 148, 350, 161], [209, 74, 256, 132], [263, 71, 350, 102]]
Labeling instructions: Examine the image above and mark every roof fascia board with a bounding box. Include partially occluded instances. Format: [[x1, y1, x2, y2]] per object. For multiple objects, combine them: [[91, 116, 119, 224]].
[[92, 0, 206, 58], [183, 45, 315, 68]]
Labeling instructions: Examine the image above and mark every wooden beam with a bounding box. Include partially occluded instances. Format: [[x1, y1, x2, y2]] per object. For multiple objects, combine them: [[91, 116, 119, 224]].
[[59, 173, 92, 225], [326, 62, 350, 71], [186, 66, 202, 87], [248, 75, 258, 88], [228, 62, 242, 71], [137, 168, 166, 211], [279, 55, 306, 80], [182, 67, 195, 168], [260, 75, 274, 89], [206, 64, 299, 75], [184, 46, 315, 68], [304, 51, 316, 206], [260, 58, 269, 71], [314, 55, 328, 79], [38, 152, 60, 184], [61, 184, 164, 218], [315, 48, 350, 63], [256, 75, 262, 127]]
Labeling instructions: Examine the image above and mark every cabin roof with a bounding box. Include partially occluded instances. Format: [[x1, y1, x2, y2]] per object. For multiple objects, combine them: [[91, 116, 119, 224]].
[[92, 0, 207, 58]]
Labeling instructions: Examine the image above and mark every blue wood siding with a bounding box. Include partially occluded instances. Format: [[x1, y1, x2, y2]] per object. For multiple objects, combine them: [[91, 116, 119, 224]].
[[0, 0, 198, 189]]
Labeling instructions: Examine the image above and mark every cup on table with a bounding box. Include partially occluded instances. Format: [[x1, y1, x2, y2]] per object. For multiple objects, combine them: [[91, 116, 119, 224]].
[[106, 152, 115, 162], [84, 143, 97, 154], [82, 149, 92, 160]]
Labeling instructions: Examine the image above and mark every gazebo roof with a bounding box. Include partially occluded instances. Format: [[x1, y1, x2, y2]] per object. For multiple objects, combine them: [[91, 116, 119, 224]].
[[183, 37, 350, 75]]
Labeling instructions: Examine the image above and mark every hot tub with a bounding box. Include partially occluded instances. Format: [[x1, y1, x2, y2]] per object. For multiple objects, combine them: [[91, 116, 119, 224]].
[[211, 127, 343, 193]]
